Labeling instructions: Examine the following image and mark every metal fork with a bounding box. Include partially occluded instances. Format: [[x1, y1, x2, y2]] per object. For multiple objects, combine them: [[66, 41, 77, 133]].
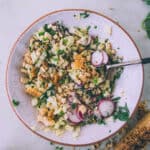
[[106, 57, 150, 70]]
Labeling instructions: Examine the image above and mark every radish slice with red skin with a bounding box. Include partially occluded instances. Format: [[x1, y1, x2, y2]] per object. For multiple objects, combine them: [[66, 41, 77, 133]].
[[91, 51, 103, 67], [68, 112, 82, 124], [98, 99, 115, 117], [76, 109, 84, 120], [102, 51, 109, 64]]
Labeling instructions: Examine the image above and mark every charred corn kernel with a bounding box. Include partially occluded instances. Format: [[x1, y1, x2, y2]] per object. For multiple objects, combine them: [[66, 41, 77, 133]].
[[53, 74, 59, 84], [39, 107, 48, 116], [47, 110, 54, 118], [25, 87, 42, 97]]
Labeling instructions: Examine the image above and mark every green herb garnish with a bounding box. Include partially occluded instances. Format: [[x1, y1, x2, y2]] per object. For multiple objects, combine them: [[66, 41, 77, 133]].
[[87, 25, 91, 31], [80, 11, 90, 18], [12, 99, 20, 107], [92, 77, 99, 85], [44, 24, 56, 36], [142, 12, 150, 38], [112, 97, 121, 102], [38, 31, 45, 36], [71, 103, 77, 109], [37, 85, 55, 107], [97, 119, 106, 125], [113, 103, 130, 121], [93, 36, 99, 45], [57, 49, 64, 55], [62, 38, 68, 45]]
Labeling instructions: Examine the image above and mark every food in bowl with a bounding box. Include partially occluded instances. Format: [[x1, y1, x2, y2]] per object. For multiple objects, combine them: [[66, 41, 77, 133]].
[[20, 21, 129, 137]]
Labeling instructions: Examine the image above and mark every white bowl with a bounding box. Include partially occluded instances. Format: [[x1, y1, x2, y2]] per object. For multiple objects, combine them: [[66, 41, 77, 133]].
[[6, 9, 144, 146]]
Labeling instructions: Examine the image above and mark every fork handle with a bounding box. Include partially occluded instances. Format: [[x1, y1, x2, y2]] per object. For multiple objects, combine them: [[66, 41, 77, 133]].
[[141, 57, 150, 64]]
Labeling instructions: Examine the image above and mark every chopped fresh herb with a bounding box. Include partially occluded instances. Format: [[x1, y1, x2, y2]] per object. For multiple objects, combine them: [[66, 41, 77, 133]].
[[92, 77, 99, 85], [71, 103, 77, 109], [80, 11, 90, 18], [97, 119, 106, 125], [143, 0, 150, 5], [112, 97, 121, 102], [52, 57, 59, 62], [12, 99, 20, 107], [57, 49, 64, 55], [93, 36, 99, 45], [113, 103, 130, 121], [38, 31, 45, 36], [62, 38, 68, 45], [96, 94, 104, 102], [37, 85, 55, 107], [94, 25, 97, 29], [44, 24, 56, 36], [87, 25, 91, 31], [54, 111, 65, 121], [43, 37, 49, 41], [142, 12, 150, 38]]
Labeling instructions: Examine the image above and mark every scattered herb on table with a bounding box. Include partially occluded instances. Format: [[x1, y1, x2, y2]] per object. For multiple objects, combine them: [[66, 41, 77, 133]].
[[80, 11, 90, 18], [87, 25, 91, 31], [113, 103, 130, 121], [142, 12, 150, 38], [94, 25, 97, 29], [12, 99, 20, 107], [50, 142, 54, 145]]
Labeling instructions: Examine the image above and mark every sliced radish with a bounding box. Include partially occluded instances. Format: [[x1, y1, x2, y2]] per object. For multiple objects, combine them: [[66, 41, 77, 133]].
[[102, 51, 109, 64], [68, 111, 82, 124], [98, 99, 115, 117], [91, 51, 103, 67], [76, 109, 84, 120]]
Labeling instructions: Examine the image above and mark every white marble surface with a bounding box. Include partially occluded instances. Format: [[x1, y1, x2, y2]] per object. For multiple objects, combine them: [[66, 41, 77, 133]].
[[0, 0, 150, 150]]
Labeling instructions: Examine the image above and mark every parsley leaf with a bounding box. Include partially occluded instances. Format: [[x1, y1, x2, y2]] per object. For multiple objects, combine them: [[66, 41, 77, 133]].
[[57, 49, 64, 55], [113, 103, 130, 121], [80, 11, 90, 18], [44, 24, 56, 36], [71, 103, 77, 109], [12, 99, 20, 107], [97, 118, 106, 125], [112, 97, 121, 102]]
